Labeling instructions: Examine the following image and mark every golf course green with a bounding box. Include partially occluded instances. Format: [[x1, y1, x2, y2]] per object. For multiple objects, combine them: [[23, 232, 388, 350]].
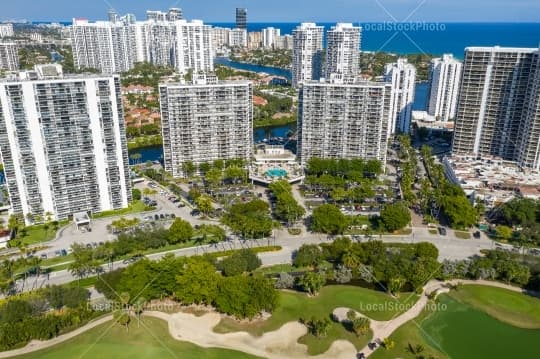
[[372, 284, 540, 359], [420, 294, 540, 359]]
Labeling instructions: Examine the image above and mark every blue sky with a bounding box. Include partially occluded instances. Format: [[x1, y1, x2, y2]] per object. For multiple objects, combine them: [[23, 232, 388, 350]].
[[1, 0, 539, 22]]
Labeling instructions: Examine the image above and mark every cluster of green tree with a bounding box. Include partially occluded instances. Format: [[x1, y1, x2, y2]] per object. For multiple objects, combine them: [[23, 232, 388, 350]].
[[67, 222, 225, 282], [95, 254, 277, 319], [294, 239, 441, 294], [221, 200, 273, 239], [181, 158, 247, 184], [492, 198, 540, 246], [268, 180, 305, 226], [231, 49, 292, 69], [377, 202, 412, 232], [214, 65, 259, 80], [421, 145, 479, 229], [0, 255, 47, 294], [139, 167, 168, 184], [253, 90, 295, 127], [0, 286, 96, 350], [359, 52, 433, 81], [126, 124, 160, 139], [120, 62, 175, 90], [18, 46, 54, 70], [396, 135, 418, 206], [217, 249, 262, 276], [124, 93, 159, 109], [304, 158, 382, 203], [441, 250, 532, 287], [310, 202, 410, 235], [127, 134, 163, 150]]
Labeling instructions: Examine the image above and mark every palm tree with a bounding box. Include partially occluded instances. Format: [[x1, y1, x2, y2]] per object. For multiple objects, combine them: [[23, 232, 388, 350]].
[[114, 309, 131, 332], [133, 297, 146, 328]]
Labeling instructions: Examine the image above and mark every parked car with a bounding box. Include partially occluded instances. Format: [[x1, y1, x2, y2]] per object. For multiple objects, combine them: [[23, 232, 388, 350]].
[[438, 227, 447, 236], [473, 231, 481, 238], [122, 254, 144, 264]]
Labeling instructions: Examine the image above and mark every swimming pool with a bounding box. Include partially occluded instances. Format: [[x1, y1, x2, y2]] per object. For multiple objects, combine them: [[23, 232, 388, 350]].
[[266, 168, 288, 178]]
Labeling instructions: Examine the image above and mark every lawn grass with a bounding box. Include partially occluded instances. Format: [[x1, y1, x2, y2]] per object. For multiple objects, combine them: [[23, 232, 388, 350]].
[[214, 285, 418, 336], [298, 325, 372, 355], [454, 231, 471, 239], [369, 301, 447, 359], [428, 229, 438, 235], [15, 220, 70, 246], [448, 284, 540, 329], [92, 201, 153, 219], [371, 285, 540, 359], [12, 317, 260, 359]]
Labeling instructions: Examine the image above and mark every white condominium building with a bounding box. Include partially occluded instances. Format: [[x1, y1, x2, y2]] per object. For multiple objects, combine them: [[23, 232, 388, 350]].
[[275, 35, 293, 50], [292, 23, 324, 87], [212, 27, 231, 48], [384, 58, 416, 134], [325, 23, 362, 78], [453, 46, 540, 171], [427, 54, 462, 122], [262, 27, 281, 49], [0, 43, 19, 71], [71, 19, 137, 73], [71, 11, 214, 75], [229, 28, 248, 48], [160, 74, 253, 177], [0, 65, 131, 224], [297, 75, 392, 167], [0, 24, 14, 38], [146, 8, 183, 22], [174, 20, 214, 74]]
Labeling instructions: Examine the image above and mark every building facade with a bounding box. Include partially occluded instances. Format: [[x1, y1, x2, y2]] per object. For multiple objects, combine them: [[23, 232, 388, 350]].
[[297, 76, 392, 167], [292, 23, 324, 87], [160, 75, 253, 177], [71, 12, 213, 75], [384, 58, 416, 134], [236, 8, 247, 30], [427, 54, 462, 122], [229, 28, 248, 48], [262, 27, 281, 49], [0, 66, 131, 224], [0, 43, 19, 71], [453, 46, 540, 171], [325, 23, 362, 79], [0, 24, 14, 38]]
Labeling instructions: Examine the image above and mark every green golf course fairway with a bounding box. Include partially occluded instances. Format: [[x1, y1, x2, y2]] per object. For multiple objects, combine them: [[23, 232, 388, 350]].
[[420, 294, 540, 359], [12, 317, 260, 359]]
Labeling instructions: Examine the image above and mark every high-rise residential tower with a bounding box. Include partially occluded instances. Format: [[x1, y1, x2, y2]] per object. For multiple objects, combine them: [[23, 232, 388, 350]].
[[160, 74, 253, 177], [0, 24, 14, 38], [71, 13, 213, 75], [325, 23, 362, 78], [0, 65, 131, 224], [427, 54, 462, 122], [0, 43, 19, 71], [453, 46, 540, 171], [262, 27, 281, 49], [236, 8, 247, 29], [292, 23, 324, 87], [385, 58, 416, 134], [297, 75, 392, 167]]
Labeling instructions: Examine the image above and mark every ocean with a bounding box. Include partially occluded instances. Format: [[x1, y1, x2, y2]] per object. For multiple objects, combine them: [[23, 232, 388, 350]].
[[210, 22, 540, 58]]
